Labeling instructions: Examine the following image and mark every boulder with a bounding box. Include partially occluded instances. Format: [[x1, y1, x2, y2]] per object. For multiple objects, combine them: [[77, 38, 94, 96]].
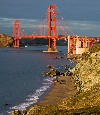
[[46, 65, 54, 69], [44, 68, 60, 77], [12, 110, 23, 115]]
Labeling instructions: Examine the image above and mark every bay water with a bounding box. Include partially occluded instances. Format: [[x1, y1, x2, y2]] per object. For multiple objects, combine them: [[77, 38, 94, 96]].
[[0, 46, 75, 115]]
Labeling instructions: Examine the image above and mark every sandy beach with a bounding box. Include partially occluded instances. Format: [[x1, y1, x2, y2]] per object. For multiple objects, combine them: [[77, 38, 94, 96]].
[[37, 76, 77, 106]]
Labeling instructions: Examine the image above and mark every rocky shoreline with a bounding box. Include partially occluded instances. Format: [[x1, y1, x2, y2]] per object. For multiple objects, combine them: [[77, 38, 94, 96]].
[[12, 44, 100, 115], [12, 75, 78, 115], [12, 63, 77, 115]]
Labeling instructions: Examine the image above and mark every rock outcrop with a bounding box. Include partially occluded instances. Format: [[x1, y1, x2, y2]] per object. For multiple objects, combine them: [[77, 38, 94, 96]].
[[58, 44, 100, 114], [0, 34, 13, 47], [71, 50, 100, 92], [44, 65, 60, 77]]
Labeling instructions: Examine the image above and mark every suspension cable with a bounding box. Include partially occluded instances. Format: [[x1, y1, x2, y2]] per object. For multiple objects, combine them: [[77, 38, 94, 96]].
[[56, 8, 75, 36]]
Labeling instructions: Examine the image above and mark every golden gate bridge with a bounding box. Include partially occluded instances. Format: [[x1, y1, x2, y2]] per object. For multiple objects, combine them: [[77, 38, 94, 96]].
[[13, 5, 100, 54]]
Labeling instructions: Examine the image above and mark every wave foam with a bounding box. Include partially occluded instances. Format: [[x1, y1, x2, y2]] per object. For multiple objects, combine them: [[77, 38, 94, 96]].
[[10, 78, 52, 111]]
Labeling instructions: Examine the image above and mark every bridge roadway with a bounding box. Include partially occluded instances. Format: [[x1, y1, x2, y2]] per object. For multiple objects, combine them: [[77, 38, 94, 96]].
[[20, 35, 100, 44], [20, 35, 67, 40]]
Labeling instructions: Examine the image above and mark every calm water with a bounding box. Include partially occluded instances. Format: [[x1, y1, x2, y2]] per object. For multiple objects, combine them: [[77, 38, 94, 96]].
[[0, 46, 75, 115]]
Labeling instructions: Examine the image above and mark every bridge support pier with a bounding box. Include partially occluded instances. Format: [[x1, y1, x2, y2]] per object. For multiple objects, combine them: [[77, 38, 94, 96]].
[[68, 36, 76, 54], [68, 35, 71, 54], [68, 36, 95, 54], [48, 37, 58, 52], [14, 39, 20, 48]]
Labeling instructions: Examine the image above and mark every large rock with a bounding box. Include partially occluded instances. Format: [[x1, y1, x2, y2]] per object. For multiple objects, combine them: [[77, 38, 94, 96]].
[[44, 66, 60, 77], [46, 65, 54, 69], [12, 110, 23, 115]]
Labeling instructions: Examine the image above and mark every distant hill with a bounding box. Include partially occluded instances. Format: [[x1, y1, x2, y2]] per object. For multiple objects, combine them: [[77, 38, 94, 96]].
[[20, 38, 67, 46], [0, 34, 67, 47], [0, 34, 13, 47]]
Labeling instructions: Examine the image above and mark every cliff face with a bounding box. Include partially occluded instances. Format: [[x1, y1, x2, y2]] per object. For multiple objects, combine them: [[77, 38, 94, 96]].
[[0, 34, 13, 47], [71, 51, 100, 92], [58, 44, 100, 114]]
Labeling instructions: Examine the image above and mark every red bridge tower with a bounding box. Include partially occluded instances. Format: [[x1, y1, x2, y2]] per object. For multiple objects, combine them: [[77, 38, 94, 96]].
[[13, 20, 21, 47], [48, 5, 57, 52]]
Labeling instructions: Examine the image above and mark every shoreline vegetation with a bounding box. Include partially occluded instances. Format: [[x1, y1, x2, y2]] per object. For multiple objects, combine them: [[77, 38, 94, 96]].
[[12, 44, 100, 115]]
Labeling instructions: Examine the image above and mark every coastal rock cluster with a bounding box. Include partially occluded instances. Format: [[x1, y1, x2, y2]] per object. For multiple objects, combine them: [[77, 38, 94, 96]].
[[44, 65, 60, 77], [0, 34, 13, 47]]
